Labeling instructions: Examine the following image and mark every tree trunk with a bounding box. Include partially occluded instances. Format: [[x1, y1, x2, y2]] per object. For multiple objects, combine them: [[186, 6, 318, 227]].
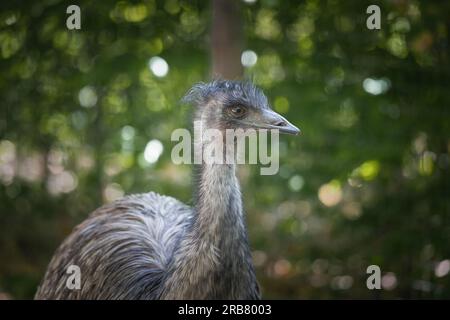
[[211, 0, 243, 79]]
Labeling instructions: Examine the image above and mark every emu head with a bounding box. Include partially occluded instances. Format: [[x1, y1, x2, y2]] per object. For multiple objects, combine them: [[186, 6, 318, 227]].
[[183, 80, 300, 136]]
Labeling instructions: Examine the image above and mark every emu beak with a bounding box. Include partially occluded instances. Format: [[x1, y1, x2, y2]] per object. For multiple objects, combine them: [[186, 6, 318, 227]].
[[257, 109, 301, 135]]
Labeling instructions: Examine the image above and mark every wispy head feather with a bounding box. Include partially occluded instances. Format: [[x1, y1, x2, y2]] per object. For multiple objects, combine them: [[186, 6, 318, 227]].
[[182, 80, 269, 110]]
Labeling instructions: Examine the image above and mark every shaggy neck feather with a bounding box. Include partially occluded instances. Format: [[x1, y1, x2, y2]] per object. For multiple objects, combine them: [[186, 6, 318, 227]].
[[161, 123, 258, 299]]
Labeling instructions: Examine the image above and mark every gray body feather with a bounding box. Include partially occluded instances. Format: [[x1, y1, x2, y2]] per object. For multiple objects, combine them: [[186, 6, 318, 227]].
[[35, 192, 189, 299], [35, 164, 259, 299]]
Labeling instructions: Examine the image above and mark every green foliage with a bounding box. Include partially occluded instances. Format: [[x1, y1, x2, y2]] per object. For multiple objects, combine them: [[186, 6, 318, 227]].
[[0, 0, 449, 299]]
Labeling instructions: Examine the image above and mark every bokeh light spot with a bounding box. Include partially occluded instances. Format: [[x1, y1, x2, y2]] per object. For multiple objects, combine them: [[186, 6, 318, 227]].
[[121, 125, 136, 141], [274, 96, 290, 113], [104, 183, 125, 203], [241, 50, 258, 67], [144, 139, 163, 164], [288, 175, 304, 192], [363, 78, 390, 95], [148, 56, 169, 77], [382, 272, 398, 290], [78, 86, 98, 108], [435, 259, 450, 278], [318, 180, 342, 207]]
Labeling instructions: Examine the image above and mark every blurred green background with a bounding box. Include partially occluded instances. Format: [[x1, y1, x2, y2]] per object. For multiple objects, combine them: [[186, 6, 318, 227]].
[[0, 0, 449, 299]]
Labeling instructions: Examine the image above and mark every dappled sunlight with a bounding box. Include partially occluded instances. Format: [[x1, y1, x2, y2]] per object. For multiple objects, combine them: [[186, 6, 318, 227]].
[[0, 0, 448, 300], [148, 56, 169, 78], [255, 9, 281, 41], [362, 78, 391, 96], [252, 52, 285, 87], [78, 86, 98, 108], [241, 50, 258, 68], [47, 170, 78, 196], [0, 140, 16, 185], [318, 180, 342, 207], [103, 182, 125, 203], [109, 2, 155, 23], [382, 273, 398, 290], [143, 139, 164, 164], [352, 160, 380, 181], [435, 260, 450, 278], [273, 96, 289, 114], [288, 175, 304, 192]]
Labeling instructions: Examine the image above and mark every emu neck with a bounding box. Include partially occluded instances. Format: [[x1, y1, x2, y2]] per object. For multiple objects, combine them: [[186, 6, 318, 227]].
[[161, 149, 258, 299], [194, 163, 242, 237]]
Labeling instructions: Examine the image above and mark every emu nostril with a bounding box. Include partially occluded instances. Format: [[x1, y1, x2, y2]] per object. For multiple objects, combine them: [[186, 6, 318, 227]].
[[274, 121, 286, 127], [262, 110, 300, 135]]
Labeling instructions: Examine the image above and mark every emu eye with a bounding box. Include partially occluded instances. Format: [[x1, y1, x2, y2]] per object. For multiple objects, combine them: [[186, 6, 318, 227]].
[[229, 105, 247, 118]]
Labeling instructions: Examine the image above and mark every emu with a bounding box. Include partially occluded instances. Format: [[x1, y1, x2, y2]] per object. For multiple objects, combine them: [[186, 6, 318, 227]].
[[35, 80, 300, 299]]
